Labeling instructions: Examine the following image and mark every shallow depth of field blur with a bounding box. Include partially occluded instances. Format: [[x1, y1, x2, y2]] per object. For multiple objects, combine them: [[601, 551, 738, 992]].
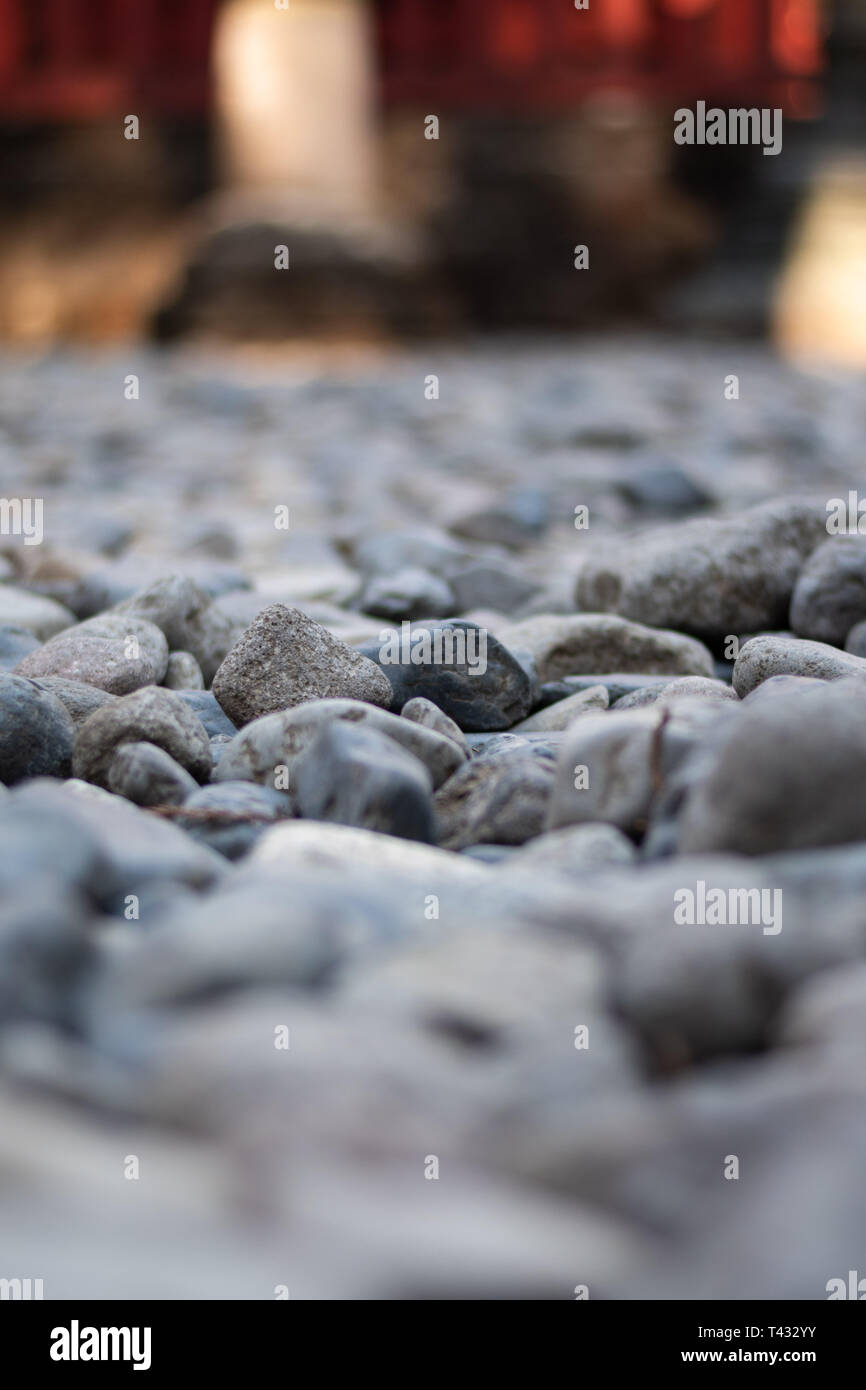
[[2, 1, 866, 1302]]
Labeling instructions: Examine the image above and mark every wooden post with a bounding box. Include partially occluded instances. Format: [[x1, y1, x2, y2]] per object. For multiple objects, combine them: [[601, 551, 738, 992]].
[[213, 0, 379, 217]]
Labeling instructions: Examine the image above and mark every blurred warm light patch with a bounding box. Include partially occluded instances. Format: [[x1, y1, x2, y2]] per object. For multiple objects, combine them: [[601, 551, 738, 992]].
[[491, 2, 541, 67], [599, 0, 650, 45], [661, 0, 718, 17], [772, 0, 822, 74], [774, 159, 866, 369]]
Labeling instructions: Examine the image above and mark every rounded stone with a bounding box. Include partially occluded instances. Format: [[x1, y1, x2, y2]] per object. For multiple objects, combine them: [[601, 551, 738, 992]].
[[678, 678, 866, 855], [163, 650, 205, 690], [0, 585, 75, 640], [502, 614, 715, 684], [295, 721, 435, 842], [72, 685, 212, 789], [400, 696, 470, 756], [613, 677, 738, 710], [358, 567, 455, 621], [215, 697, 465, 791], [575, 498, 827, 642], [511, 685, 610, 731], [0, 624, 40, 670], [14, 614, 169, 693], [113, 574, 235, 682], [0, 673, 75, 784], [732, 634, 866, 697], [356, 620, 534, 731], [789, 537, 866, 648], [26, 677, 118, 728], [107, 741, 199, 807]]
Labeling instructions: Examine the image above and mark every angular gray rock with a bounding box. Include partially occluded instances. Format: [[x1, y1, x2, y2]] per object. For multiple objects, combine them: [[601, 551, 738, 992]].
[[72, 685, 212, 789], [212, 604, 393, 726], [576, 498, 826, 641], [295, 721, 435, 842], [14, 614, 169, 693], [502, 614, 714, 684]]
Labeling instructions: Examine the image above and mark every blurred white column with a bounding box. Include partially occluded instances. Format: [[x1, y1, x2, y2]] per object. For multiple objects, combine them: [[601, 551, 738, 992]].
[[213, 0, 378, 216], [774, 157, 866, 368]]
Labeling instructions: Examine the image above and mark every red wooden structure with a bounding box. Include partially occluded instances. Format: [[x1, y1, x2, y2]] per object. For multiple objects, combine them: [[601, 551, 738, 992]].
[[376, 0, 823, 114], [0, 0, 823, 121], [0, 0, 218, 117]]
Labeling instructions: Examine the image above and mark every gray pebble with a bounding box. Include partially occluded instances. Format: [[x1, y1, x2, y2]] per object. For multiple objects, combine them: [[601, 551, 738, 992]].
[[162, 651, 205, 690], [789, 536, 866, 647], [212, 604, 393, 727], [215, 697, 464, 792], [14, 614, 169, 693], [733, 633, 866, 696], [72, 685, 212, 789], [26, 677, 118, 728], [357, 620, 533, 730], [613, 676, 738, 710], [0, 624, 40, 669], [511, 684, 609, 730], [434, 754, 554, 850], [576, 498, 827, 641], [400, 696, 470, 757], [679, 678, 866, 855], [173, 689, 237, 738], [107, 741, 199, 807], [502, 614, 714, 684], [547, 709, 659, 836], [358, 566, 455, 621], [295, 721, 435, 842], [503, 823, 637, 877], [0, 673, 75, 784], [113, 575, 235, 683], [176, 781, 292, 860], [449, 562, 540, 615], [0, 585, 75, 639]]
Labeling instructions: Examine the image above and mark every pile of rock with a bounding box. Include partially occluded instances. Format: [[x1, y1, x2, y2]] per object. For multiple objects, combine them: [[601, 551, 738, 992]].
[[4, 347, 866, 1298]]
